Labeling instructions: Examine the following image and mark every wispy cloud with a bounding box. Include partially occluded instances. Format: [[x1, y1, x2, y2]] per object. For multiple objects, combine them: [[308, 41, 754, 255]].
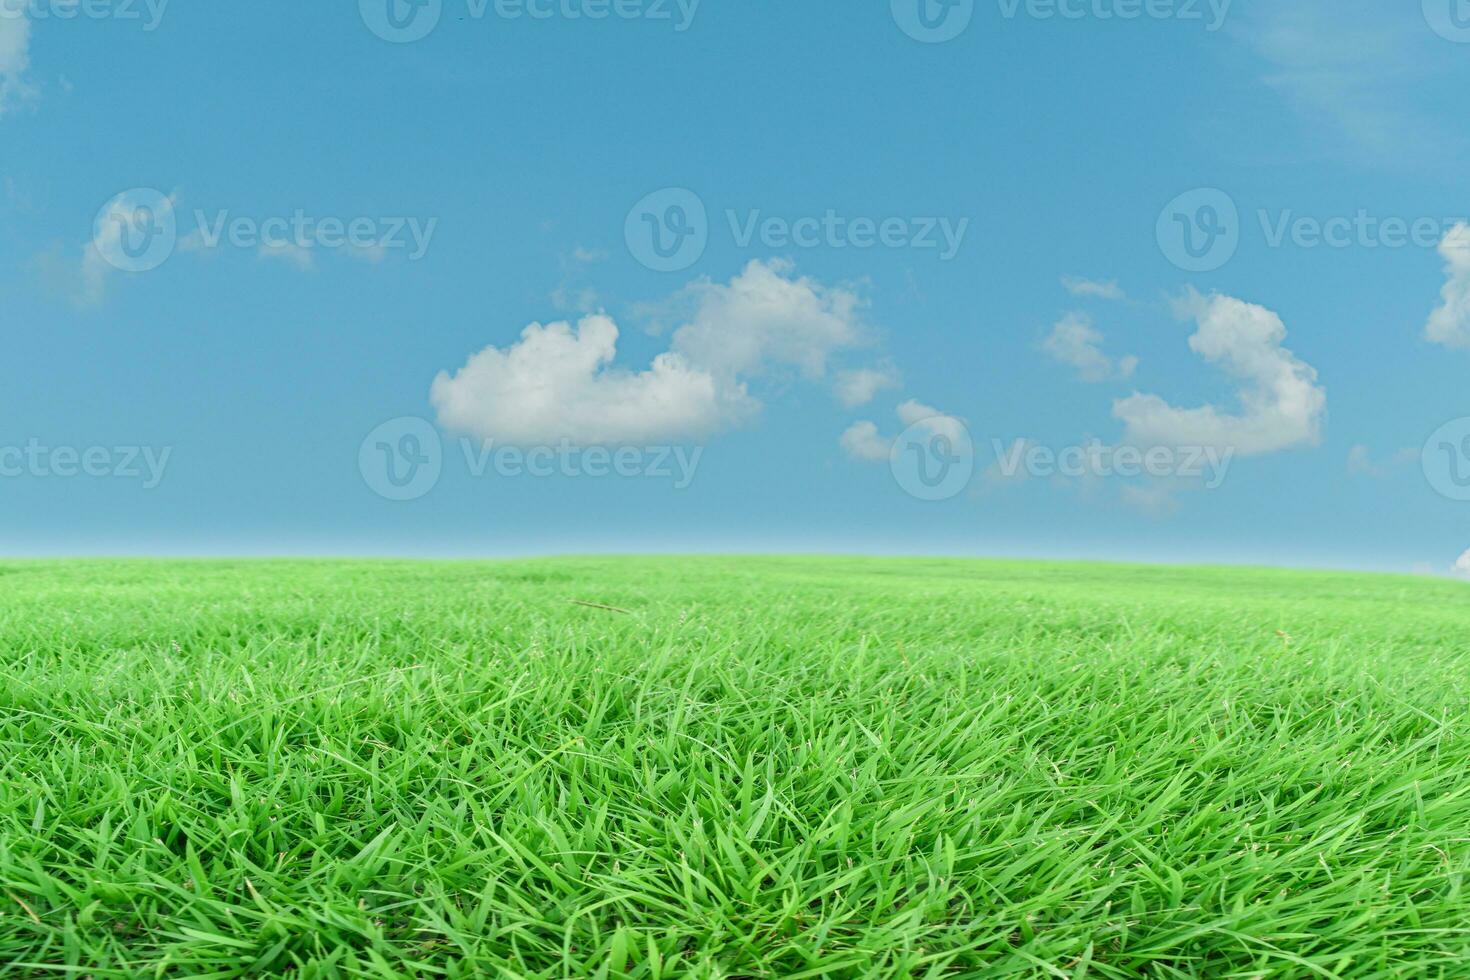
[[1119, 481, 1184, 518], [1235, 2, 1461, 165], [259, 241, 316, 271], [36, 190, 178, 308], [1347, 444, 1417, 478], [0, 1, 35, 117], [1042, 312, 1137, 383], [1061, 276, 1126, 301], [550, 246, 609, 313]]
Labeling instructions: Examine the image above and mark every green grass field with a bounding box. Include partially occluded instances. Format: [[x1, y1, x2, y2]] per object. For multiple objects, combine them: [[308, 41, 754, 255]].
[[2, 558, 1468, 977]]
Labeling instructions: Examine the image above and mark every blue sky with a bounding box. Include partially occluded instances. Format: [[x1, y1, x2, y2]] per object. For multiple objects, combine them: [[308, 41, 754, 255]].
[[2, 0, 1469, 573]]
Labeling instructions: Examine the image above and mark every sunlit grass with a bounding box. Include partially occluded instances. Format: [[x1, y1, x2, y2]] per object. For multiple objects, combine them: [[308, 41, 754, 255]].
[[1, 557, 1468, 976]]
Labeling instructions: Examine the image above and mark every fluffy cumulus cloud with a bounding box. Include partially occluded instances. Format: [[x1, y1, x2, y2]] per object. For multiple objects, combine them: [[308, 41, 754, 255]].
[[667, 259, 866, 382], [0, 0, 33, 117], [1042, 312, 1137, 382], [1456, 549, 1470, 580], [1113, 290, 1326, 457], [840, 399, 966, 463], [1425, 223, 1470, 350], [838, 420, 889, 462], [431, 314, 752, 446], [431, 260, 869, 446], [1061, 276, 1126, 301], [896, 399, 968, 444]]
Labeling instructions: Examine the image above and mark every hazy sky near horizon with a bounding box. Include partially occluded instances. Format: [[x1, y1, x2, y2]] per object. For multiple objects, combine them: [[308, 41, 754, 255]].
[[2, 0, 1469, 572]]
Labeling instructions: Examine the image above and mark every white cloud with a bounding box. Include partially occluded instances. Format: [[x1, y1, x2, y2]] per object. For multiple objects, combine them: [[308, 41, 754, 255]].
[[177, 228, 208, 254], [838, 421, 889, 462], [75, 244, 112, 307], [1113, 290, 1326, 457], [668, 259, 867, 382], [550, 284, 601, 314], [550, 247, 606, 312], [1120, 481, 1183, 518], [896, 399, 967, 444], [1347, 444, 1417, 478], [0, 2, 34, 117], [39, 191, 177, 308], [259, 241, 316, 271], [841, 399, 967, 463], [833, 365, 900, 408], [1346, 444, 1380, 478], [1455, 549, 1470, 580], [1239, 3, 1458, 165], [1426, 223, 1470, 350], [435, 260, 893, 449], [431, 314, 753, 446], [1061, 276, 1126, 301], [1042, 312, 1138, 382], [435, 257, 923, 449]]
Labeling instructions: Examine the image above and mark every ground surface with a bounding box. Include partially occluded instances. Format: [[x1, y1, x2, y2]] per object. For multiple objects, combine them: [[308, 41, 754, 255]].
[[0, 557, 1468, 977]]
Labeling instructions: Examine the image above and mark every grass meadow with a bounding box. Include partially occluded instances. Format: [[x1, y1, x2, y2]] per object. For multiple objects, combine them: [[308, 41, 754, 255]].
[[1, 557, 1468, 977]]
